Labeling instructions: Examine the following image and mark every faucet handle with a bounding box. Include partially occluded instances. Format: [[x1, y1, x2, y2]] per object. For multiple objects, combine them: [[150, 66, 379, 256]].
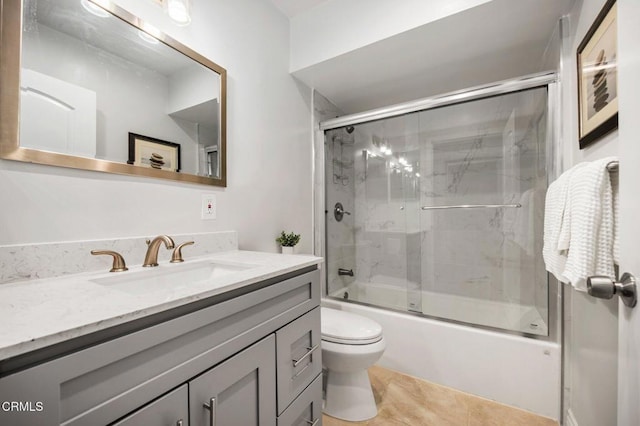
[[91, 250, 128, 272], [171, 241, 195, 263]]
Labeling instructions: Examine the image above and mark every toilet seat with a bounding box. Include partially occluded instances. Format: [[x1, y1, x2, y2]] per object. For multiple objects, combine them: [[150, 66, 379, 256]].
[[321, 307, 383, 345]]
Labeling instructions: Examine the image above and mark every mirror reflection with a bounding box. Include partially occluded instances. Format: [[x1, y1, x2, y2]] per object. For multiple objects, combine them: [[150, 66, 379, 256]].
[[17, 0, 225, 181]]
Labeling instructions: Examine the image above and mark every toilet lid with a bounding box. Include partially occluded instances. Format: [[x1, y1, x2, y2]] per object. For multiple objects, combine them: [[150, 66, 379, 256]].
[[321, 307, 383, 345]]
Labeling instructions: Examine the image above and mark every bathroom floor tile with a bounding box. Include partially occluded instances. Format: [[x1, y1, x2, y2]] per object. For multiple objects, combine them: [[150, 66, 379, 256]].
[[322, 365, 558, 426]]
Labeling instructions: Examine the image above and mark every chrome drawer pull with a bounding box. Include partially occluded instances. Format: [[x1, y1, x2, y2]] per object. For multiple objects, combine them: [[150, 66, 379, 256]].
[[292, 344, 319, 367], [292, 363, 311, 379], [203, 397, 216, 426], [306, 418, 319, 426]]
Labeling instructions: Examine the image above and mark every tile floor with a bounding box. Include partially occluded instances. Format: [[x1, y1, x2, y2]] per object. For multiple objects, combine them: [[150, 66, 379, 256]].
[[322, 366, 559, 426]]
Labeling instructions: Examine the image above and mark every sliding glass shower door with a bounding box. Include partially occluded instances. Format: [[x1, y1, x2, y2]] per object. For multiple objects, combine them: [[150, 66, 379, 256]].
[[325, 86, 549, 335]]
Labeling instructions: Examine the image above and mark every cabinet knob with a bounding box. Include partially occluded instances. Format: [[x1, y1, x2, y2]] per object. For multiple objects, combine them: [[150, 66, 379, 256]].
[[176, 420, 184, 426]]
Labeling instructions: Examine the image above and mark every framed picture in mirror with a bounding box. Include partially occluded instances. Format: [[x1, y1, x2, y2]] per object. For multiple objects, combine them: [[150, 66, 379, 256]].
[[128, 133, 181, 172], [577, 0, 618, 149]]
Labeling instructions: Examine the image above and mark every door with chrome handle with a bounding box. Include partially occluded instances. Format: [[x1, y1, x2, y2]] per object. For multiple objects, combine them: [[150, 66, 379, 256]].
[[587, 272, 637, 307]]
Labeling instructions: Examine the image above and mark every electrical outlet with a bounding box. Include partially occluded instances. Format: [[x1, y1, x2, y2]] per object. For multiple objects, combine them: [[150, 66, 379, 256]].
[[201, 194, 216, 220]]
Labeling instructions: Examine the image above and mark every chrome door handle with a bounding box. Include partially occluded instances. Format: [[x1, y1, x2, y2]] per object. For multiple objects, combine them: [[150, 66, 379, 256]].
[[203, 397, 216, 426], [292, 344, 319, 367], [587, 272, 637, 308]]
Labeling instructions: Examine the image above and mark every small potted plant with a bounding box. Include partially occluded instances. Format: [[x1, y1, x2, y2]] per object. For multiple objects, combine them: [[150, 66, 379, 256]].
[[276, 231, 301, 254]]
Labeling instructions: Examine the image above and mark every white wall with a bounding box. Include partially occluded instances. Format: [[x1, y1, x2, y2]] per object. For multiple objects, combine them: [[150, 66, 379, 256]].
[[559, 1, 619, 425], [289, 0, 491, 72], [0, 0, 314, 254]]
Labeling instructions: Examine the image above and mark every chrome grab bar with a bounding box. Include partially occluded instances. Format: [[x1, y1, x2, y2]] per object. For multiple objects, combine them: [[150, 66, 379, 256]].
[[421, 203, 521, 211]]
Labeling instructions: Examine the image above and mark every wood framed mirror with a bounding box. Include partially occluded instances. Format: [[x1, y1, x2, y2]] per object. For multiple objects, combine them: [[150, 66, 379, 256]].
[[0, 0, 227, 186]]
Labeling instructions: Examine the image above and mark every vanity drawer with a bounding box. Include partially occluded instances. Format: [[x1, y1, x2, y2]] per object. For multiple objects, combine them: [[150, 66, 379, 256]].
[[277, 374, 322, 426], [276, 307, 322, 414], [111, 384, 188, 426]]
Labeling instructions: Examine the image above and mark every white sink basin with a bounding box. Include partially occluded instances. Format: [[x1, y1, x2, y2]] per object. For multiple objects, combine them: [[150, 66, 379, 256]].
[[91, 260, 256, 295]]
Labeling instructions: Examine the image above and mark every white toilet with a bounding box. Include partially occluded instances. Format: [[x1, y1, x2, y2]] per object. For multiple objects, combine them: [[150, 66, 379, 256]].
[[321, 307, 386, 422]]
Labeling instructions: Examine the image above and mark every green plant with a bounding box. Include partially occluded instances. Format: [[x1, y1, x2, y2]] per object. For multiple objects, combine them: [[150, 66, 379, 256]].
[[276, 231, 301, 247]]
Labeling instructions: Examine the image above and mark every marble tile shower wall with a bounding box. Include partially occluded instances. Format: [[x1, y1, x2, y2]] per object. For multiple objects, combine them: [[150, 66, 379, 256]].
[[0, 231, 238, 284], [419, 124, 546, 308], [352, 133, 420, 292], [349, 113, 546, 315], [325, 128, 357, 296]]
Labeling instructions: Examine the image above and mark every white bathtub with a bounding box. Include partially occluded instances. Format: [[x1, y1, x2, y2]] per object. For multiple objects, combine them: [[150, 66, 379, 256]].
[[322, 298, 561, 420]]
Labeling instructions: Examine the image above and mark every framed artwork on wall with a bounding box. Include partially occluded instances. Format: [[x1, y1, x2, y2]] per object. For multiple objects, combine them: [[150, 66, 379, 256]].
[[577, 0, 618, 149], [127, 133, 181, 172]]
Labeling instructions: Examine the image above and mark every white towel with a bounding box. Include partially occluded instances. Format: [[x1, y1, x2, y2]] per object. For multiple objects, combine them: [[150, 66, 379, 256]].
[[561, 157, 617, 291], [611, 171, 620, 264], [543, 163, 587, 281]]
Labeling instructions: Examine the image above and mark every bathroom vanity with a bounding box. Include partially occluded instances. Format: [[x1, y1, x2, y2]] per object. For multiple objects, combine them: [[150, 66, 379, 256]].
[[0, 251, 323, 426]]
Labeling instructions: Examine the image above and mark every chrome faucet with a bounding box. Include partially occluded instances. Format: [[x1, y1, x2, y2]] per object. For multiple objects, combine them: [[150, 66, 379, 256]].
[[338, 268, 354, 277], [143, 235, 175, 267]]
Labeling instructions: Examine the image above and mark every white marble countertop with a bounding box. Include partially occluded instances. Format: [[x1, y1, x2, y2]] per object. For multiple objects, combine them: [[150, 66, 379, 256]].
[[0, 250, 322, 362]]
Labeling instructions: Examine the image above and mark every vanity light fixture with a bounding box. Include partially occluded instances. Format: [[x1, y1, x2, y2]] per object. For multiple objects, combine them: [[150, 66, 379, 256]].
[[81, 0, 110, 18], [166, 0, 192, 26]]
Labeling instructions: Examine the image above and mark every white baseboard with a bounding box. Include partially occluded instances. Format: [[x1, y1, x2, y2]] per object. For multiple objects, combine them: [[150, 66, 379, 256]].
[[566, 409, 579, 426]]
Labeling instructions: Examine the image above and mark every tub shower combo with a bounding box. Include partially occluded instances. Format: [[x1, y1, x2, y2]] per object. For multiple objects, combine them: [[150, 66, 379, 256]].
[[319, 73, 561, 418]]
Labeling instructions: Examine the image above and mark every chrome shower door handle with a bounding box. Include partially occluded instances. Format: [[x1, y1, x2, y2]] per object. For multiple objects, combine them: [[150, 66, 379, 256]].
[[587, 272, 637, 308]]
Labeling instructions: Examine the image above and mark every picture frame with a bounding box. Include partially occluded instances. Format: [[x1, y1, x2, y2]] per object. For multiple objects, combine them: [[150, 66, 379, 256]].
[[127, 133, 181, 172], [577, 0, 618, 149]]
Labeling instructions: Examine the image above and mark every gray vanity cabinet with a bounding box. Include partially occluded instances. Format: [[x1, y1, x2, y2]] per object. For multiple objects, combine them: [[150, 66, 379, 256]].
[[189, 335, 276, 426], [0, 267, 321, 426], [277, 375, 323, 426], [276, 307, 322, 414], [111, 384, 188, 426]]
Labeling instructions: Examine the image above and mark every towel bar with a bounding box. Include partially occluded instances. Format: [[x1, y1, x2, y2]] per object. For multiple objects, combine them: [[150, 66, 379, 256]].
[[421, 203, 521, 211]]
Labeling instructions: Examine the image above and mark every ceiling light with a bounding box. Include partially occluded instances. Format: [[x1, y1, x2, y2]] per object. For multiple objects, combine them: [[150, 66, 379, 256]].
[[166, 0, 191, 26], [81, 0, 110, 18]]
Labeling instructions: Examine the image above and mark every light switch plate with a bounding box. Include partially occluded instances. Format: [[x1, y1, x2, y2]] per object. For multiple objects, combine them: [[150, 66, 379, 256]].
[[201, 194, 216, 220]]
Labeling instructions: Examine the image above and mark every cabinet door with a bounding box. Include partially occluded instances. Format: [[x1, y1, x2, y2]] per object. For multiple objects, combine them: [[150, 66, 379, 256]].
[[189, 335, 276, 426], [111, 384, 188, 426], [277, 375, 322, 426], [276, 307, 322, 414]]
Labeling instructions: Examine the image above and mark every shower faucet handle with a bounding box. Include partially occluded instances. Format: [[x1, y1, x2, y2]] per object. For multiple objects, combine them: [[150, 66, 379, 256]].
[[334, 202, 351, 221]]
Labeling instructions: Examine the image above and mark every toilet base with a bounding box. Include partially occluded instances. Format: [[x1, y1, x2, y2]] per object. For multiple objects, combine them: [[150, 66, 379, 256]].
[[323, 369, 378, 421]]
